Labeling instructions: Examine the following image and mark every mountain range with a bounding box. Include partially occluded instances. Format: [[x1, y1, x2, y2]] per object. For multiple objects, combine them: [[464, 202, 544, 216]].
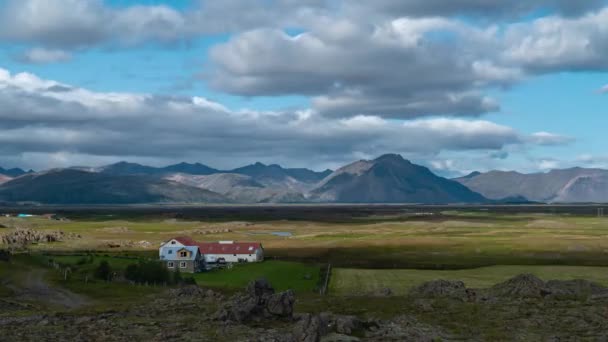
[[2, 155, 608, 204], [454, 167, 608, 203]]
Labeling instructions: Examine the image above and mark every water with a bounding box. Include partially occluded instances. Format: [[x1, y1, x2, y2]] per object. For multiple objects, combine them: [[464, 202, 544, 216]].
[[271, 231, 293, 237]]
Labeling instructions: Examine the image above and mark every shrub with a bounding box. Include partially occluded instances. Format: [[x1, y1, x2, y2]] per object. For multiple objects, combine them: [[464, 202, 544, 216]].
[[95, 260, 112, 281], [124, 260, 171, 285]]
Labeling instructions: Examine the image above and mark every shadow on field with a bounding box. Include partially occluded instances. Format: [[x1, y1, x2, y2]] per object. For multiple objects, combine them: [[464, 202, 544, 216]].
[[267, 247, 608, 270]]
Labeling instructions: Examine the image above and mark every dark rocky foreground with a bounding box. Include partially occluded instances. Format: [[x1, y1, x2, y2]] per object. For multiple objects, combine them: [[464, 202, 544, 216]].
[[3, 275, 608, 341]]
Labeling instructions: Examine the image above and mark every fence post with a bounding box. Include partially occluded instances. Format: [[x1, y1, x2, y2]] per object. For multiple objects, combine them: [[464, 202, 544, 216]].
[[320, 263, 331, 296]]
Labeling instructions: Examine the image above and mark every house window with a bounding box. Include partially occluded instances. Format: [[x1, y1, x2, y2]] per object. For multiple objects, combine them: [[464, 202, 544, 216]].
[[180, 262, 187, 268], [167, 262, 174, 268], [180, 251, 187, 257], [168, 250, 173, 254], [233, 254, 237, 256], [171, 241, 176, 244]]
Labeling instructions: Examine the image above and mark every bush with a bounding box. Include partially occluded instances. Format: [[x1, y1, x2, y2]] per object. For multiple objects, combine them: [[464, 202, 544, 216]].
[[95, 260, 112, 281], [124, 260, 171, 285]]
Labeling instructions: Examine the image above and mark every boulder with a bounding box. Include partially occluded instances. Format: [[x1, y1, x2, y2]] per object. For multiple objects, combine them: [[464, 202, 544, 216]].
[[334, 315, 362, 335], [293, 313, 327, 342], [266, 290, 296, 317], [216, 278, 295, 323]]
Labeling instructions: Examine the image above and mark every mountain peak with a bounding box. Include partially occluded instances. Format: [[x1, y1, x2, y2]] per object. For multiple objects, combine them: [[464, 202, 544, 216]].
[[374, 153, 406, 163]]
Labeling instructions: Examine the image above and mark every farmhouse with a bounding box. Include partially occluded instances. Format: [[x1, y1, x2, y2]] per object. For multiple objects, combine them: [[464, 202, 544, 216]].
[[158, 237, 205, 273], [159, 236, 264, 272]]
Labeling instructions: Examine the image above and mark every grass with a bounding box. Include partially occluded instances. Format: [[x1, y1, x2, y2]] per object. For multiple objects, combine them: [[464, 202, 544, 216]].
[[330, 265, 608, 295], [193, 261, 320, 293]]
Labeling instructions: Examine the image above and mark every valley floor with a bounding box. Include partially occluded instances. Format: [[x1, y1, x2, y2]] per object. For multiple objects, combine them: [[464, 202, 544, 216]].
[[3, 206, 608, 340]]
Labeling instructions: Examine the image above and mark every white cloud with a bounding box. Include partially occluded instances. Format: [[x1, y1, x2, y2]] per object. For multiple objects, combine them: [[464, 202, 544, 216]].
[[599, 85, 608, 93], [505, 8, 608, 72], [0, 67, 552, 170]]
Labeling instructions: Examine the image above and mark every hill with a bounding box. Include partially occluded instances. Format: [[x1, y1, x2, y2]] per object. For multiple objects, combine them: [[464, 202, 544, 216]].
[[0, 169, 227, 204]]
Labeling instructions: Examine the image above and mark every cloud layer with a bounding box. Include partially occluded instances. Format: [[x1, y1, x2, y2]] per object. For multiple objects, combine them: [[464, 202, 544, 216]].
[[0, 68, 562, 170]]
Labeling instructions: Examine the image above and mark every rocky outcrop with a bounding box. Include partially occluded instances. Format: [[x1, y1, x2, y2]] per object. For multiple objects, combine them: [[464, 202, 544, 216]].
[[215, 278, 295, 323], [546, 279, 608, 299], [169, 285, 222, 300], [409, 279, 471, 301], [487, 274, 549, 299], [1, 229, 80, 247]]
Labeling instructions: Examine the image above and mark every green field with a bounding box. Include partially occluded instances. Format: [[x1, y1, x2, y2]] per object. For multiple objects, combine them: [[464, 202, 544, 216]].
[[193, 261, 320, 293], [330, 265, 608, 295]]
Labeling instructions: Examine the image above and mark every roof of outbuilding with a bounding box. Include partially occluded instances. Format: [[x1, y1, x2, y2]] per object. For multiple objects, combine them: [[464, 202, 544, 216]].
[[163, 237, 263, 256], [197, 242, 262, 255]]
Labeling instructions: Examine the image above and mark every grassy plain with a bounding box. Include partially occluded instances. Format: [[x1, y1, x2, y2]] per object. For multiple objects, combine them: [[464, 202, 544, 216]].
[[5, 209, 608, 269], [331, 265, 608, 295], [4, 207, 608, 296]]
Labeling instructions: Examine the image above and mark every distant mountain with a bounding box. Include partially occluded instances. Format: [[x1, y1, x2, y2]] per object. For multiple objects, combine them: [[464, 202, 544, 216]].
[[454, 167, 608, 203], [309, 154, 486, 203], [229, 162, 330, 192], [0, 167, 31, 178], [0, 169, 227, 204], [98, 161, 161, 175], [161, 162, 219, 175], [165, 173, 306, 203]]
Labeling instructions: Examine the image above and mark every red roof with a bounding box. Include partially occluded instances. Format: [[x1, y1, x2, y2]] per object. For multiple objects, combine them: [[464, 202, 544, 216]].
[[169, 236, 262, 255], [173, 236, 197, 246], [197, 242, 262, 255]]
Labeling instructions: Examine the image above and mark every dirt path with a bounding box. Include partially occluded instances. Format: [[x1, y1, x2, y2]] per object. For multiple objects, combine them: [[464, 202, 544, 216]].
[[7, 269, 89, 309]]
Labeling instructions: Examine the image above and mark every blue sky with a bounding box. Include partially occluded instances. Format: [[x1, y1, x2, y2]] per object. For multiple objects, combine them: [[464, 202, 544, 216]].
[[0, 0, 606, 174]]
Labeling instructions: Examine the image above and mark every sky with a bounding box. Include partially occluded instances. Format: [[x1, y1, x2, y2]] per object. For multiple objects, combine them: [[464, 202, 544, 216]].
[[0, 0, 607, 176]]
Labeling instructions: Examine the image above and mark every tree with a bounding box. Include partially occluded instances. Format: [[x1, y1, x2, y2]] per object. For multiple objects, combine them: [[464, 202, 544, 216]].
[[95, 260, 112, 281]]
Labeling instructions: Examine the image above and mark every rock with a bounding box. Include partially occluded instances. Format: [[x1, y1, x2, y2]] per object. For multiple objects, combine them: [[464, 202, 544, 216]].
[[410, 280, 469, 301], [170, 285, 205, 297], [293, 313, 327, 342], [364, 315, 446, 341], [216, 278, 295, 323], [247, 278, 275, 299], [489, 274, 549, 299], [266, 290, 296, 317], [546, 279, 608, 299], [1, 228, 80, 247], [334, 315, 362, 335]]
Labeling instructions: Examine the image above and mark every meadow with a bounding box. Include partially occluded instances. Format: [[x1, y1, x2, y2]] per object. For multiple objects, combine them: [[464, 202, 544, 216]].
[[4, 205, 608, 300]]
